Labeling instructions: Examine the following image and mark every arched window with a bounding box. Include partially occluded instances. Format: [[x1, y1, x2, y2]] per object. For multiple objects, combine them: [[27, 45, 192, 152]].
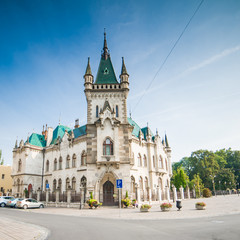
[[18, 159, 22, 172], [152, 156, 155, 168], [103, 138, 113, 155], [72, 177, 76, 190], [143, 155, 147, 167], [66, 178, 70, 190], [59, 157, 62, 170], [53, 179, 57, 191], [116, 105, 119, 117], [131, 176, 136, 194], [46, 160, 49, 172], [54, 158, 57, 171], [66, 155, 70, 169], [165, 159, 168, 171], [58, 179, 62, 192], [138, 154, 142, 167], [159, 155, 163, 168], [139, 177, 143, 190], [80, 176, 87, 188], [72, 154, 76, 168], [145, 177, 148, 190], [81, 151, 87, 166], [158, 177, 163, 189], [96, 105, 99, 117]]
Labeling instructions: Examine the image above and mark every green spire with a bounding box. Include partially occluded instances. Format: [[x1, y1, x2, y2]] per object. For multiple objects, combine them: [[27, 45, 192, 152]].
[[95, 31, 118, 84], [85, 57, 92, 76], [165, 134, 169, 147], [121, 57, 128, 76]]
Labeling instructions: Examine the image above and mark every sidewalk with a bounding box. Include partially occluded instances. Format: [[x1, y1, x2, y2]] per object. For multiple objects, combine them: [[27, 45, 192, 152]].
[[29, 194, 240, 220], [0, 217, 49, 240], [1, 195, 239, 240]]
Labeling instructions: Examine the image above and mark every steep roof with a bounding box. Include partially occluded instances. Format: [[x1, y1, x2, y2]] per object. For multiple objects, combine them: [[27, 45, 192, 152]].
[[73, 125, 87, 138], [141, 127, 154, 139], [94, 32, 119, 84], [128, 117, 142, 138], [51, 125, 72, 145], [95, 57, 118, 84], [28, 133, 46, 148]]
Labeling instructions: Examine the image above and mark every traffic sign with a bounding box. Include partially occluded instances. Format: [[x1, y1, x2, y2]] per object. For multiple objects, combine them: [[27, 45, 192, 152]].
[[46, 183, 49, 189], [116, 179, 122, 189]]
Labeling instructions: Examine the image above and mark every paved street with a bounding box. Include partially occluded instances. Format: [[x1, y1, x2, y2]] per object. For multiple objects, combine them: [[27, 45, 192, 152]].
[[1, 195, 240, 240]]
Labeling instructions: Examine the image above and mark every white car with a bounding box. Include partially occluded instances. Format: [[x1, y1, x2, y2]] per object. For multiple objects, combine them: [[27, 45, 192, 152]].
[[6, 198, 24, 208], [0, 196, 15, 207], [16, 198, 44, 209]]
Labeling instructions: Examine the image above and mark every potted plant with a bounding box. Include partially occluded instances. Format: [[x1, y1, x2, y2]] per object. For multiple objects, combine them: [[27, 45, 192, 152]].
[[140, 204, 151, 212], [160, 202, 172, 212], [195, 202, 206, 210], [86, 192, 102, 209], [132, 199, 138, 208], [121, 198, 131, 208]]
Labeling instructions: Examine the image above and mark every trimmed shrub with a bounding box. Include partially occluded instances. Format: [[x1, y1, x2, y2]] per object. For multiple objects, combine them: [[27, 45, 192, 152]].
[[203, 188, 212, 198]]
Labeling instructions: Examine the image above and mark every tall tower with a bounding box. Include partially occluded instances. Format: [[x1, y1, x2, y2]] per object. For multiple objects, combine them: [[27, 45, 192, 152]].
[[84, 31, 129, 124]]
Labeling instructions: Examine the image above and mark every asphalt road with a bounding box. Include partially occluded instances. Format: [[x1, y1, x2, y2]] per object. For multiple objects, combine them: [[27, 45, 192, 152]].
[[1, 208, 240, 240]]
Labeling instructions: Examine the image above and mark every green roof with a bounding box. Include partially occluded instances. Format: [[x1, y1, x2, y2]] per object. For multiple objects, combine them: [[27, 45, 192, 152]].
[[73, 125, 87, 138], [29, 133, 46, 148], [141, 127, 154, 140], [95, 56, 119, 84], [51, 125, 72, 145], [128, 118, 155, 141], [128, 117, 142, 138]]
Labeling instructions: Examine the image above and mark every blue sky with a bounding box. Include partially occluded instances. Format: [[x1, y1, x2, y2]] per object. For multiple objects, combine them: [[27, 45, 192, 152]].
[[0, 0, 240, 165]]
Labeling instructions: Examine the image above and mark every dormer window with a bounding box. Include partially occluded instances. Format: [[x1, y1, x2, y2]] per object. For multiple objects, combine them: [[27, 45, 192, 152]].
[[103, 138, 113, 155]]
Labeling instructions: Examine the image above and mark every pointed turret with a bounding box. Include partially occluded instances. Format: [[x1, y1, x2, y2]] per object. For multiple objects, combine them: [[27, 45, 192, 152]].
[[102, 30, 109, 60], [15, 139, 18, 149], [84, 57, 93, 90], [165, 133, 169, 148], [120, 57, 129, 90], [95, 31, 118, 85]]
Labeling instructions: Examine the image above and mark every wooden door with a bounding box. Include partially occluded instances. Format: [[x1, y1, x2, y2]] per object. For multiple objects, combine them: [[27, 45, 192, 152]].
[[103, 181, 114, 206]]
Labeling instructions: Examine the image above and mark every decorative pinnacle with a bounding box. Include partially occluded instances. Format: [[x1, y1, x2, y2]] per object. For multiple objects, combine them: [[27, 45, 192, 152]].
[[102, 29, 109, 60], [85, 57, 92, 76], [121, 57, 129, 76]]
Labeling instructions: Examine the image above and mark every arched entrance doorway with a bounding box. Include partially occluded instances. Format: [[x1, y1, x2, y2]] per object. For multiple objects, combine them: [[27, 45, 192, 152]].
[[103, 180, 114, 206]]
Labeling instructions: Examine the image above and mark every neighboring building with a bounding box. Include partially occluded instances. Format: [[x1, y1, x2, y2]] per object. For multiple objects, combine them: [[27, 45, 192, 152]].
[[12, 33, 172, 205], [0, 165, 13, 195]]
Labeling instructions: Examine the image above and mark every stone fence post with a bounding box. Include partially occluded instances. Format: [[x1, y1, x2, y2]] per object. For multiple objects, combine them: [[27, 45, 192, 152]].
[[37, 189, 41, 202], [136, 185, 140, 203], [55, 188, 60, 203], [46, 189, 50, 203], [186, 186, 190, 199], [172, 186, 177, 202], [67, 188, 72, 206], [157, 186, 162, 202], [180, 186, 184, 200], [165, 187, 170, 201]]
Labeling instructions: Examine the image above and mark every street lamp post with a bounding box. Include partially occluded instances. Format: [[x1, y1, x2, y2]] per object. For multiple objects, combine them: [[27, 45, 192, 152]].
[[237, 183, 239, 196], [219, 181, 221, 196], [224, 181, 227, 196]]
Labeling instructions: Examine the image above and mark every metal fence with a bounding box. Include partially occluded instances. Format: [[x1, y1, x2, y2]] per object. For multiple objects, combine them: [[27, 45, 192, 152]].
[[71, 191, 81, 203], [59, 191, 67, 202], [40, 192, 46, 201], [49, 192, 56, 202]]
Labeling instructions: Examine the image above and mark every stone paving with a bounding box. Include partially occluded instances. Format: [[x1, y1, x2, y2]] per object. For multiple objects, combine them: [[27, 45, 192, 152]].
[[0, 217, 48, 240], [0, 195, 239, 239]]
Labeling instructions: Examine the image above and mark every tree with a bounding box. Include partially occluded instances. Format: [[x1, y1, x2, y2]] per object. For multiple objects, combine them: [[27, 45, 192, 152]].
[[190, 174, 204, 198], [0, 150, 4, 165], [215, 168, 236, 190], [171, 167, 189, 190]]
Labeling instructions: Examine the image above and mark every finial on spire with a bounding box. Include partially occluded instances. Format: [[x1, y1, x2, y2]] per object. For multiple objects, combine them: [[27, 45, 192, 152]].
[[121, 57, 128, 76], [165, 133, 169, 148], [85, 57, 92, 76], [102, 29, 109, 60]]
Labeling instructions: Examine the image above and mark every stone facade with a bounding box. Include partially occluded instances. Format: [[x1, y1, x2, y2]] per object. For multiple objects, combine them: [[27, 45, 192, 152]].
[[11, 33, 172, 205]]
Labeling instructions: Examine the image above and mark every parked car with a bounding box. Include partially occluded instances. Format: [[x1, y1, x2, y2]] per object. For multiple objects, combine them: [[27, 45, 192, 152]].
[[0, 196, 15, 207], [16, 198, 44, 209], [6, 198, 24, 208]]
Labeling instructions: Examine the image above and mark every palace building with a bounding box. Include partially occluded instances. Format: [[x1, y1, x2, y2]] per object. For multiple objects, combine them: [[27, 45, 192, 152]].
[[12, 33, 172, 205]]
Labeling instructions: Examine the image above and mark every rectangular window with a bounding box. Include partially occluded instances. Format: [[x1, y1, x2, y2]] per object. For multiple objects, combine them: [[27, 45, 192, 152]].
[[2, 174, 4, 179]]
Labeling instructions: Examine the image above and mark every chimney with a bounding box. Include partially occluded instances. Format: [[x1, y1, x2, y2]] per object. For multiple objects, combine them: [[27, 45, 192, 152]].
[[42, 125, 45, 136], [46, 127, 53, 146], [75, 119, 79, 129], [44, 124, 48, 140]]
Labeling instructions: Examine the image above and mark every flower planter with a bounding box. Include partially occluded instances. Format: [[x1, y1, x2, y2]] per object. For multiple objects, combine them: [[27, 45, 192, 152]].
[[161, 207, 170, 212], [140, 208, 149, 212], [196, 205, 206, 210]]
